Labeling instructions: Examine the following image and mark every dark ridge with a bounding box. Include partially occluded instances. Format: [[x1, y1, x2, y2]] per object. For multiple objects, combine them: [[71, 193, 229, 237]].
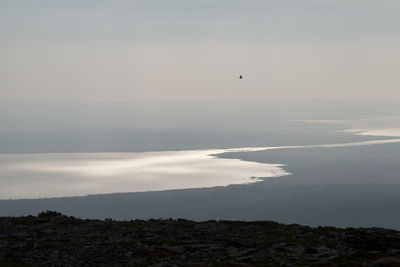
[[1, 211, 400, 266]]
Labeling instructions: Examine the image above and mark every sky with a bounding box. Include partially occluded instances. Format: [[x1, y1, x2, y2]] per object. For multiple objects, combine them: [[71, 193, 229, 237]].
[[1, 0, 400, 101]]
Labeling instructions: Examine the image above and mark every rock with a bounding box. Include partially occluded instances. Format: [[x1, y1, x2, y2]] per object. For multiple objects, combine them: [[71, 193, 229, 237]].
[[305, 246, 318, 254], [366, 257, 400, 267], [1, 212, 400, 266]]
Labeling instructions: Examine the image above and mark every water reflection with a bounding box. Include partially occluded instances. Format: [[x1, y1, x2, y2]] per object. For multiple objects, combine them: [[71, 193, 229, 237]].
[[2, 138, 400, 200], [0, 149, 290, 199]]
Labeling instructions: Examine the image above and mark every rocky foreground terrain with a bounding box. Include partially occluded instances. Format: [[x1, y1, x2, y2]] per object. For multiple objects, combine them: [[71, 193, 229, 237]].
[[1, 211, 400, 266]]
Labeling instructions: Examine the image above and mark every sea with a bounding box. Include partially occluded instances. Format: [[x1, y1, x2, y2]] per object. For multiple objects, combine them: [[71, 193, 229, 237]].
[[1, 99, 400, 229]]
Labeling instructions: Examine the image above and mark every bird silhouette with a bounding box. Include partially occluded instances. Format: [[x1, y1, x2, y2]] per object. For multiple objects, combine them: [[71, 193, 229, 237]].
[[239, 75, 243, 79]]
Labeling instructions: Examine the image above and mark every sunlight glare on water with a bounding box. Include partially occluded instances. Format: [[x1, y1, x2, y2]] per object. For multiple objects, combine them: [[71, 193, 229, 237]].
[[0, 149, 290, 199]]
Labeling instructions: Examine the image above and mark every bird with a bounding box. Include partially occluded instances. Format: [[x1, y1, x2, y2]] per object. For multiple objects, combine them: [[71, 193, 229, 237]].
[[239, 75, 243, 79]]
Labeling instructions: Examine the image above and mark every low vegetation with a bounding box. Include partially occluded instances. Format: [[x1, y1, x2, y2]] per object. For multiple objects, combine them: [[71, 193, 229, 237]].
[[1, 211, 400, 266]]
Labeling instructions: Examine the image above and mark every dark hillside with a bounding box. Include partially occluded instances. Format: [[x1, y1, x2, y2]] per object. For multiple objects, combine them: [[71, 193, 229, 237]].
[[1, 211, 400, 266]]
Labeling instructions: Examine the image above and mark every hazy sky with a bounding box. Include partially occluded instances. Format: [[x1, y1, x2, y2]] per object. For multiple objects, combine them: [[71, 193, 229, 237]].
[[1, 0, 400, 101]]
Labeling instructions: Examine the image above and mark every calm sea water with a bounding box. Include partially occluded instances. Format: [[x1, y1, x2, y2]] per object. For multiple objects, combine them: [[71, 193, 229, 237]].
[[0, 125, 399, 199], [2, 102, 400, 228]]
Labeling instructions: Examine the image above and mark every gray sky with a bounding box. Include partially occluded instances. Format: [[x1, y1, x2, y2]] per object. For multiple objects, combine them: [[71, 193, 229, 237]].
[[1, 0, 400, 101]]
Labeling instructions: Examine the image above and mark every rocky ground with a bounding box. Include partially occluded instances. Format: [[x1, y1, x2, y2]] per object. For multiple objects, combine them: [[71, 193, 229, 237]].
[[1, 211, 400, 266]]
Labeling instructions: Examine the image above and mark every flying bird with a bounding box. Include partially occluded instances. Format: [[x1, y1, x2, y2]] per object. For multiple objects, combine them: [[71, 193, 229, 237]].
[[239, 75, 243, 79]]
